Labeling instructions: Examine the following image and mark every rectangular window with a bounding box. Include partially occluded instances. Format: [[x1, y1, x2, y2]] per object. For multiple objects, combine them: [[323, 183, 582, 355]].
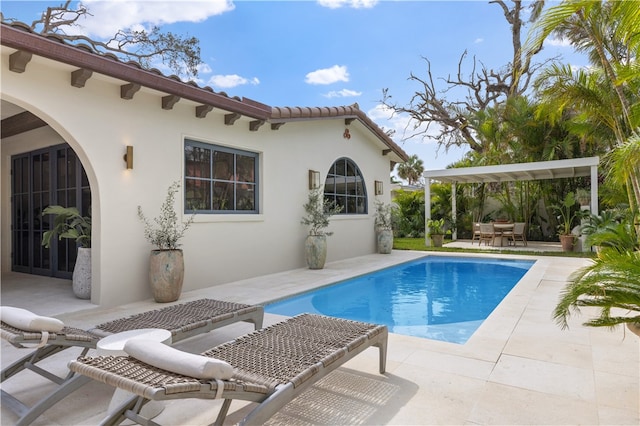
[[185, 140, 258, 214]]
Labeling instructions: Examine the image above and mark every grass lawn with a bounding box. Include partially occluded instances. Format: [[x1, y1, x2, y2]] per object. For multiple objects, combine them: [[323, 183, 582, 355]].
[[393, 238, 596, 258]]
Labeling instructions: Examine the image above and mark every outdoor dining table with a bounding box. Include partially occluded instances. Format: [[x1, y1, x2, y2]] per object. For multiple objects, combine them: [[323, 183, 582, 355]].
[[492, 222, 514, 246]]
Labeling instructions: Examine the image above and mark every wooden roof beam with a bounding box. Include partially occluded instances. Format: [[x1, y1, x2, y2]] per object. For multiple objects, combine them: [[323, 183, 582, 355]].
[[1, 111, 47, 139], [225, 113, 241, 125], [195, 104, 213, 118], [9, 50, 32, 73], [120, 83, 141, 100], [70, 68, 93, 88], [162, 95, 180, 110], [249, 120, 265, 131]]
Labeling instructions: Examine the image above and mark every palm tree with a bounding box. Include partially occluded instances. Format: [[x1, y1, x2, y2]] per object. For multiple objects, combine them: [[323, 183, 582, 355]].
[[534, 64, 627, 148], [607, 133, 640, 224], [526, 1, 639, 134], [397, 154, 424, 186], [553, 137, 640, 337], [554, 249, 640, 337]]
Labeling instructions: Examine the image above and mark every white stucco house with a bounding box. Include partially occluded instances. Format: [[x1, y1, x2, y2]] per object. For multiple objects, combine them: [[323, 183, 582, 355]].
[[1, 23, 408, 307]]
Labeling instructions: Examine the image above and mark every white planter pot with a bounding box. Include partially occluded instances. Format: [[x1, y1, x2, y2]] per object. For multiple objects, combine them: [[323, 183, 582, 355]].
[[377, 229, 393, 254], [72, 247, 91, 299]]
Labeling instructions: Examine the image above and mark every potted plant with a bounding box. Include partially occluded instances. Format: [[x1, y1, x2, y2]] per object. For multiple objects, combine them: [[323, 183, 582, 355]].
[[374, 200, 394, 254], [41, 205, 92, 299], [576, 188, 591, 207], [427, 218, 448, 247], [552, 192, 579, 252], [138, 181, 194, 303], [301, 188, 342, 269]]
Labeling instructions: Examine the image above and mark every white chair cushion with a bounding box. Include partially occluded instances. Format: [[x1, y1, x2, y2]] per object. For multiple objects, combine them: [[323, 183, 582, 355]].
[[0, 306, 65, 332], [124, 339, 234, 380]]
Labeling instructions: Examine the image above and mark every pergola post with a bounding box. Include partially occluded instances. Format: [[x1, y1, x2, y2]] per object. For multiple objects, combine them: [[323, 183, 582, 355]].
[[590, 164, 599, 216], [425, 181, 432, 247], [451, 182, 457, 241]]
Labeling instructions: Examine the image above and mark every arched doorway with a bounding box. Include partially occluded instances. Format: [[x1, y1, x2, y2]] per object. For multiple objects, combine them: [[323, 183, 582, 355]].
[[3, 99, 92, 279]]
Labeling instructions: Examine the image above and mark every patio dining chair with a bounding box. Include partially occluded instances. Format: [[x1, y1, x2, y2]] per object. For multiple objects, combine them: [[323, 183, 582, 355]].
[[1, 299, 264, 426], [68, 313, 388, 426], [504, 222, 527, 246], [471, 223, 481, 244], [478, 223, 499, 246]]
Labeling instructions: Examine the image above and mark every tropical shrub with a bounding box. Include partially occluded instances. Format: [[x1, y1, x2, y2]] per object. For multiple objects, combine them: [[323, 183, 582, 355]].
[[554, 249, 640, 333], [392, 189, 425, 238]]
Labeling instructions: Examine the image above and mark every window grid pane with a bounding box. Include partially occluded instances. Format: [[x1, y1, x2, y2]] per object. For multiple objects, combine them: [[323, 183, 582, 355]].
[[185, 141, 258, 214], [323, 158, 367, 215]]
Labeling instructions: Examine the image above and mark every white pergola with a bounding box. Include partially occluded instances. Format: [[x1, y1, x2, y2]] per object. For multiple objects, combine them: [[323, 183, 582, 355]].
[[423, 156, 600, 246]]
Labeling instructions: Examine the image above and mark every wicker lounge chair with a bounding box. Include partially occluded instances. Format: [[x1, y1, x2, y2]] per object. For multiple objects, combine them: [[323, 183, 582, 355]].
[[68, 313, 388, 426], [1, 299, 264, 426]]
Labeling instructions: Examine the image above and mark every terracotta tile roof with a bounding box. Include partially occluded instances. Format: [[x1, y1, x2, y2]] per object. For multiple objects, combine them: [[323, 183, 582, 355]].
[[1, 22, 271, 120], [2, 22, 408, 162], [271, 104, 408, 161]]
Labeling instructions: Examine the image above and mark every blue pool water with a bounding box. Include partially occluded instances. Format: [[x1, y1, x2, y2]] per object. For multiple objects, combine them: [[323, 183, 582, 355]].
[[266, 256, 534, 344]]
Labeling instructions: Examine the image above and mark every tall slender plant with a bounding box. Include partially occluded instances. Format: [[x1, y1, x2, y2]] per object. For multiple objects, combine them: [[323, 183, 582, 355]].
[[138, 181, 194, 250], [301, 188, 342, 236]]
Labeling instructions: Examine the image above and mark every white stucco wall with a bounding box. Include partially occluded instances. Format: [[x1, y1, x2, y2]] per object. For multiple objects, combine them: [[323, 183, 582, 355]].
[[1, 50, 396, 307]]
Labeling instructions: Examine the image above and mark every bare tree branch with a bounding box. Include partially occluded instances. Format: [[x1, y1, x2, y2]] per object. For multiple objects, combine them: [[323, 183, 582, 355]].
[[381, 0, 548, 155], [2, 2, 201, 77]]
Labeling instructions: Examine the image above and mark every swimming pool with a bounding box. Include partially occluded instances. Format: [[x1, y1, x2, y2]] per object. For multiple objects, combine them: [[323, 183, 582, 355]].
[[266, 256, 534, 344]]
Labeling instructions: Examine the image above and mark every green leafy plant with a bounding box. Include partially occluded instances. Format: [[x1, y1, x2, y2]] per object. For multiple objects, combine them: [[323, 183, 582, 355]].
[[580, 209, 621, 237], [575, 188, 591, 206], [554, 249, 640, 334], [301, 188, 343, 236], [41, 205, 91, 248], [374, 200, 393, 231], [138, 181, 195, 250], [393, 189, 425, 238], [427, 218, 449, 235], [582, 208, 638, 252], [552, 192, 579, 236]]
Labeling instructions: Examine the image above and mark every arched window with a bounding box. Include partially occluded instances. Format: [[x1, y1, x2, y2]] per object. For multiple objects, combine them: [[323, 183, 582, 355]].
[[324, 157, 367, 214]]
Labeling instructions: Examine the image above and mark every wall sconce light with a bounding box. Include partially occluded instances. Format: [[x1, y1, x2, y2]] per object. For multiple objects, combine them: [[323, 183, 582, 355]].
[[123, 145, 133, 169], [375, 180, 383, 195], [309, 170, 320, 190]]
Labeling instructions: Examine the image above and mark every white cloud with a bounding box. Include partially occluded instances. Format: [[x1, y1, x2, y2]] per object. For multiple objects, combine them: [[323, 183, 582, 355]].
[[77, 0, 235, 38], [324, 89, 362, 98], [197, 63, 213, 74], [305, 65, 349, 85], [474, 38, 484, 44], [207, 74, 259, 89], [546, 36, 572, 47], [317, 0, 377, 9]]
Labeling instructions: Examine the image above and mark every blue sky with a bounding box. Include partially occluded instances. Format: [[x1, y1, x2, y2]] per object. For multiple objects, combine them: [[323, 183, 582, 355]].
[[2, 1, 586, 173]]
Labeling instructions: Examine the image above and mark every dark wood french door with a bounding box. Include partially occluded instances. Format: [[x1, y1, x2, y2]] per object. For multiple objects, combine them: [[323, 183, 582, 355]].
[[11, 144, 90, 278]]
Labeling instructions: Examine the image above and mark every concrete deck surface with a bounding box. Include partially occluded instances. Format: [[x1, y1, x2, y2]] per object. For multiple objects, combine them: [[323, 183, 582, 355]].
[[1, 249, 639, 425]]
